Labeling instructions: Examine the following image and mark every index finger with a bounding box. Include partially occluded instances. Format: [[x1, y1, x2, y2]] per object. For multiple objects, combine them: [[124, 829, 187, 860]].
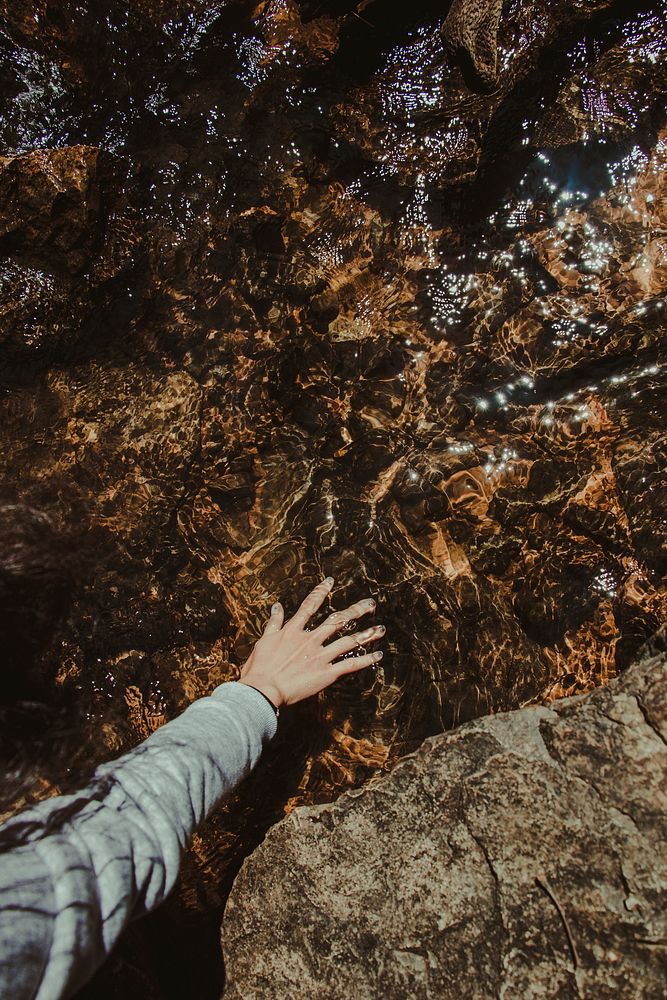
[[288, 576, 334, 630]]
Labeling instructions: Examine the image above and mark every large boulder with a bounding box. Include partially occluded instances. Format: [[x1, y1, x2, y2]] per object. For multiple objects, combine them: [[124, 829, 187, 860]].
[[221, 631, 667, 999]]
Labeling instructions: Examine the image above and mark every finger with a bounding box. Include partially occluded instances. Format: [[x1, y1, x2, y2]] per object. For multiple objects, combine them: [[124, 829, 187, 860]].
[[313, 596, 376, 641], [263, 601, 284, 635], [324, 623, 385, 661], [332, 648, 383, 677], [288, 576, 334, 630]]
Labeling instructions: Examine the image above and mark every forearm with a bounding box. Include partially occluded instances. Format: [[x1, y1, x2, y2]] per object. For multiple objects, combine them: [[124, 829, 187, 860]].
[[0, 681, 277, 1000]]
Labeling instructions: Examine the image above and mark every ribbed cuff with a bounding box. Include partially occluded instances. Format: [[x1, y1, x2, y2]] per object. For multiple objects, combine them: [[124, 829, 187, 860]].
[[210, 681, 279, 742], [237, 683, 279, 717]]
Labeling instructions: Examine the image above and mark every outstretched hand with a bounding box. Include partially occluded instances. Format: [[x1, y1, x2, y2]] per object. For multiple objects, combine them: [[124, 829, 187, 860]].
[[238, 577, 385, 709]]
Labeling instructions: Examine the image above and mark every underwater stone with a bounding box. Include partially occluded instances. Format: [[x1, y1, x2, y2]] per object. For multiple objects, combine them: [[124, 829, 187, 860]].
[[0, 146, 111, 273]]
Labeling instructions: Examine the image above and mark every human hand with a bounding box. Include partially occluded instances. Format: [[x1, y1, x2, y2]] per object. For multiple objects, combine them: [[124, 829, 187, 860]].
[[238, 577, 384, 709]]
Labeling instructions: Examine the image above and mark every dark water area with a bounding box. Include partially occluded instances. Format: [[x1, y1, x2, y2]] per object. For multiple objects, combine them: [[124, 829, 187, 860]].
[[0, 0, 665, 995]]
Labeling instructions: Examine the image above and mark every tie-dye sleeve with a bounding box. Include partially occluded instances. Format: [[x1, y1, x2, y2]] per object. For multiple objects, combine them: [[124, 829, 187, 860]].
[[0, 681, 277, 1000]]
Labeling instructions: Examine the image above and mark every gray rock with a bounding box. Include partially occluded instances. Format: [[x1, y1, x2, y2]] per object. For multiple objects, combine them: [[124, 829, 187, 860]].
[[221, 632, 667, 999]]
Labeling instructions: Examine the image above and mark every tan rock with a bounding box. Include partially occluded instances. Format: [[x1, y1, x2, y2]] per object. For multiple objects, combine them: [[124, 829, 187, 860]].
[[222, 631, 667, 999]]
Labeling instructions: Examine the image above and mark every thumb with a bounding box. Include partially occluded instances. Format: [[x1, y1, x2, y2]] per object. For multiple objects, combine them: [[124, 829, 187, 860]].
[[263, 600, 284, 634]]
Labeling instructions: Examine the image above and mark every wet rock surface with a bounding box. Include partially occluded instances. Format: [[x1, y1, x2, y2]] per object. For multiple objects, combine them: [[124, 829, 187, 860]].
[[0, 0, 665, 996], [222, 630, 667, 1000], [0, 143, 138, 369]]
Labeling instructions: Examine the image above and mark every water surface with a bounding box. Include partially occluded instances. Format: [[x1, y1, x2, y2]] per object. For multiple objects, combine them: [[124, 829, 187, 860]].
[[0, 0, 665, 995]]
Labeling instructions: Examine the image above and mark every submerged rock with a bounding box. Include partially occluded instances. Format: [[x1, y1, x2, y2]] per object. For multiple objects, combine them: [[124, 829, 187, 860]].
[[0, 145, 109, 272], [0, 145, 139, 370], [222, 630, 667, 999]]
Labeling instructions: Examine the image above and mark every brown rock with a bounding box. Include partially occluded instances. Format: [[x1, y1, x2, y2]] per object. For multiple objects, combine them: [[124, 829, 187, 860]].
[[442, 0, 504, 87], [0, 146, 139, 367], [222, 631, 667, 999], [0, 146, 112, 273]]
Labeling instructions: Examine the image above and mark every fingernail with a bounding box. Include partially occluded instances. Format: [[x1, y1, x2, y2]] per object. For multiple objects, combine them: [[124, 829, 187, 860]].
[[376, 624, 386, 634], [324, 576, 334, 588], [272, 602, 281, 612], [374, 650, 383, 660], [363, 599, 375, 609]]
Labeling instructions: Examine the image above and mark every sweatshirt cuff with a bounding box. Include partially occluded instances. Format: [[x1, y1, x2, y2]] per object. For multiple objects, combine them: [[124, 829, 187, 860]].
[[209, 680, 279, 743]]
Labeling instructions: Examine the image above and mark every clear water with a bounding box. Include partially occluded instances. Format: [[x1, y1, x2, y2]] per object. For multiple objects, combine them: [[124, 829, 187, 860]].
[[0, 0, 665, 995]]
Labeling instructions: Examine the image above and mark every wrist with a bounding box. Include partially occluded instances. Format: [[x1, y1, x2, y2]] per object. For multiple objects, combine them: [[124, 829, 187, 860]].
[[238, 678, 282, 714]]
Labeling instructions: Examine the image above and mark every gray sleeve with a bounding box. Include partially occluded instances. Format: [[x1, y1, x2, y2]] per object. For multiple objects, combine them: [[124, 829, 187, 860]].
[[0, 680, 277, 1000]]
